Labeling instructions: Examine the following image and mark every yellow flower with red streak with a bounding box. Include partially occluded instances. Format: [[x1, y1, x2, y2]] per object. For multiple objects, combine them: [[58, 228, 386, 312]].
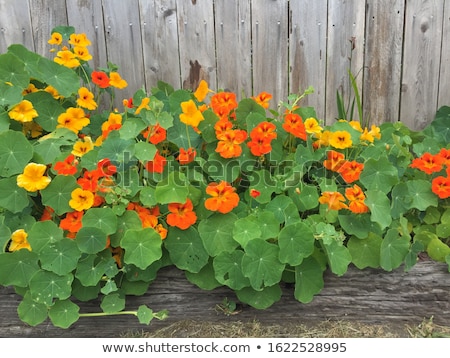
[[69, 188, 95, 211], [77, 87, 97, 110], [72, 136, 94, 157], [48, 32, 62, 45], [8, 100, 38, 123], [167, 199, 197, 230], [329, 131, 352, 149], [17, 163, 51, 192], [54, 49, 80, 68], [205, 181, 240, 214], [304, 117, 323, 135], [68, 33, 91, 47], [9, 229, 31, 252], [56, 107, 90, 134]]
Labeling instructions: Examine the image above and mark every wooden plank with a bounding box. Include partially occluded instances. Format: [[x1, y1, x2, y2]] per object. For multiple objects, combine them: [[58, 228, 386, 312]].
[[176, 0, 216, 91], [325, 0, 366, 124], [400, 0, 444, 130], [251, 0, 289, 106], [0, 0, 34, 53], [363, 0, 405, 127], [102, 0, 145, 102], [438, 0, 450, 109], [66, 0, 107, 70], [289, 0, 328, 121], [0, 261, 448, 337], [214, 0, 252, 98], [139, 0, 181, 90], [28, 0, 68, 59]]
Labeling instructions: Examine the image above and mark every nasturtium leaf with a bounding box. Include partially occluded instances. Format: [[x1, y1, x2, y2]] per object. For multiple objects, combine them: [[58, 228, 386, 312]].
[[40, 175, 79, 215], [294, 256, 325, 303], [0, 53, 29, 88], [185, 260, 222, 290], [101, 292, 125, 313], [323, 241, 352, 276], [232, 217, 262, 247], [17, 292, 48, 327], [97, 131, 134, 163], [297, 185, 320, 211], [121, 228, 162, 269], [283, 202, 301, 225], [0, 81, 23, 106], [436, 223, 450, 239], [365, 190, 392, 230], [155, 171, 189, 204], [26, 91, 65, 131], [236, 284, 282, 309], [82, 208, 118, 236], [197, 109, 218, 143], [250, 169, 276, 204], [35, 56, 80, 97], [48, 299, 80, 329], [380, 229, 410, 271], [338, 213, 377, 239], [0, 130, 33, 177], [0, 250, 39, 287], [404, 240, 425, 272], [28, 220, 64, 253], [137, 305, 154, 325], [75, 254, 116, 287], [0, 177, 29, 213], [76, 227, 108, 254], [203, 153, 241, 183], [359, 156, 399, 193], [198, 213, 239, 256], [165, 226, 209, 273], [109, 210, 142, 247], [100, 278, 118, 295], [405, 180, 438, 211], [120, 279, 150, 296], [347, 233, 382, 269], [167, 120, 201, 148], [278, 222, 315, 266], [29, 271, 74, 306], [39, 238, 81, 275], [134, 141, 157, 162], [213, 250, 250, 290], [427, 238, 450, 262], [119, 117, 147, 140], [241, 240, 285, 290], [235, 98, 266, 122], [125, 261, 162, 283], [266, 195, 294, 223], [249, 210, 280, 239]]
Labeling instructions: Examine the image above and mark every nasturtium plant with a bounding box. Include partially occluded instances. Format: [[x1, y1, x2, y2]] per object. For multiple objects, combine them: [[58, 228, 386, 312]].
[[0, 26, 449, 329]]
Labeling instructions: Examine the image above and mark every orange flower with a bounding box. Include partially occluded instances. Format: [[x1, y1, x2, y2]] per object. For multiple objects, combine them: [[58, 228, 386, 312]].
[[214, 118, 233, 138], [247, 137, 273, 156], [216, 129, 248, 158], [9, 229, 31, 252], [337, 160, 364, 183], [77, 87, 97, 110], [177, 147, 196, 165], [323, 150, 345, 172], [329, 131, 352, 149], [54, 154, 78, 175], [250, 121, 277, 141], [205, 181, 240, 214], [8, 100, 38, 123], [109, 72, 128, 89], [145, 151, 167, 173], [167, 199, 197, 230], [282, 113, 307, 140], [59, 211, 84, 233], [437, 148, 450, 167], [135, 97, 150, 115], [56, 107, 90, 134], [431, 176, 450, 199], [318, 191, 348, 211], [142, 124, 166, 144], [210, 92, 238, 119], [345, 184, 369, 213], [40, 206, 55, 221], [250, 189, 261, 198], [77, 169, 100, 191], [411, 152, 445, 175], [69, 188, 95, 211], [252, 92, 272, 109], [194, 80, 210, 102], [92, 71, 110, 88], [179, 100, 204, 127], [17, 163, 51, 192]]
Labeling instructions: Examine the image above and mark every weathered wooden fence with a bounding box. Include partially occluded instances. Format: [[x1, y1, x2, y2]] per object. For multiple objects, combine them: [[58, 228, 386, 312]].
[[0, 0, 449, 130]]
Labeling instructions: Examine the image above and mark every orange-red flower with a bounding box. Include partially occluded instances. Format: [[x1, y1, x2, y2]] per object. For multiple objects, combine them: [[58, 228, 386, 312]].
[[205, 181, 240, 214], [216, 129, 248, 158], [252, 92, 272, 109], [337, 160, 364, 183], [40, 206, 54, 221], [319, 191, 348, 211], [345, 184, 369, 213], [438, 148, 450, 167], [92, 71, 110, 88], [59, 211, 84, 233], [145, 151, 167, 173], [323, 150, 345, 172], [167, 199, 197, 229], [431, 176, 450, 199], [210, 92, 238, 119], [282, 113, 307, 140], [247, 121, 277, 156], [77, 169, 100, 191], [142, 124, 166, 144], [54, 154, 78, 175], [247, 137, 273, 156], [250, 189, 261, 198], [410, 152, 445, 174], [177, 147, 196, 165]]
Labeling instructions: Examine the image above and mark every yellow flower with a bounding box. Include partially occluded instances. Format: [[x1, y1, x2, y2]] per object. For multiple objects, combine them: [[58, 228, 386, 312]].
[[56, 107, 90, 134], [68, 33, 91, 47], [9, 229, 31, 252], [369, 124, 381, 140], [48, 32, 62, 45], [135, 97, 150, 115], [329, 130, 352, 149], [179, 99, 204, 127], [360, 124, 381, 143], [8, 100, 38, 123], [304, 117, 323, 135], [54, 49, 80, 68], [348, 121, 363, 132], [69, 188, 95, 211], [73, 46, 92, 61], [101, 112, 122, 131], [77, 87, 97, 110], [72, 136, 94, 157], [194, 80, 210, 102], [17, 163, 51, 192], [22, 83, 38, 95], [109, 72, 128, 89], [44, 85, 62, 99], [22, 121, 43, 138]]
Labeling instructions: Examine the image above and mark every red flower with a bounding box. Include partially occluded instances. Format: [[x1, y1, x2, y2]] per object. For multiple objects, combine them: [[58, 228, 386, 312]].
[[282, 113, 307, 140], [91, 71, 109, 88], [431, 176, 450, 199], [337, 160, 364, 183], [205, 181, 240, 214], [54, 154, 78, 175], [60, 211, 84, 233], [77, 169, 100, 191], [323, 150, 345, 172], [142, 124, 167, 145], [410, 152, 445, 174], [250, 189, 261, 198], [166, 199, 197, 229], [145, 151, 167, 173], [177, 147, 196, 165]]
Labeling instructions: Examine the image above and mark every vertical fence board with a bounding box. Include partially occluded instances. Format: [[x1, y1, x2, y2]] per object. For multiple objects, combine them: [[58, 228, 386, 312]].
[[214, 0, 252, 98], [139, 0, 181, 90], [251, 0, 289, 105], [66, 0, 107, 70], [102, 0, 145, 102], [363, 0, 405, 126], [0, 0, 34, 53], [400, 0, 444, 130], [289, 0, 328, 121], [326, 0, 366, 124], [438, 0, 450, 109], [177, 0, 216, 91]]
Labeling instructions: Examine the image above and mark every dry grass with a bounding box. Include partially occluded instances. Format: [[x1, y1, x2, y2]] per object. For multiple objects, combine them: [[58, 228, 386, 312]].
[[122, 317, 450, 338]]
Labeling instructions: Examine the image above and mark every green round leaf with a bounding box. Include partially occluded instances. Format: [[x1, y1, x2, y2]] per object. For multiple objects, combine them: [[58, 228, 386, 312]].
[[29, 271, 74, 306], [236, 284, 282, 309], [232, 217, 262, 247], [380, 229, 410, 271], [39, 238, 81, 275], [155, 171, 189, 204], [134, 141, 157, 162], [294, 256, 325, 303], [121, 228, 163, 269], [0, 130, 33, 177], [75, 254, 116, 287], [40, 175, 79, 215], [17, 292, 48, 327], [278, 222, 315, 266], [48, 299, 80, 328], [427, 238, 450, 262], [0, 53, 29, 88], [365, 190, 392, 230], [28, 220, 64, 253], [347, 233, 382, 269], [323, 240, 352, 276], [82, 208, 118, 236], [0, 250, 39, 287], [198, 213, 239, 256], [109, 210, 142, 247], [101, 292, 125, 313], [359, 156, 399, 193], [0, 177, 29, 213], [137, 305, 154, 325], [76, 227, 108, 254], [185, 260, 222, 290], [213, 250, 250, 290]]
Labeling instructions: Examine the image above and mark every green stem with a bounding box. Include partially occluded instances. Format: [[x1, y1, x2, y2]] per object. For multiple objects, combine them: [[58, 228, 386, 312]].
[[185, 123, 192, 148]]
